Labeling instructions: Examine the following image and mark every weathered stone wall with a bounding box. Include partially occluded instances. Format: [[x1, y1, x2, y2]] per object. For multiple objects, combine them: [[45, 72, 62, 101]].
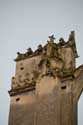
[[58, 46, 76, 71], [8, 90, 35, 125], [11, 56, 41, 89], [35, 76, 60, 125], [35, 76, 74, 125], [9, 75, 76, 125]]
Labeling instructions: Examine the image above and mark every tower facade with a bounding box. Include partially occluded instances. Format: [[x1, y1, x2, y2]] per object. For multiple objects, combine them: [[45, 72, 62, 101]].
[[8, 31, 83, 125]]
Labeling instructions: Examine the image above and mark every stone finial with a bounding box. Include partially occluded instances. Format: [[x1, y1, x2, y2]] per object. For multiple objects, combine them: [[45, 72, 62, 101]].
[[37, 44, 43, 52], [38, 44, 42, 50], [17, 52, 21, 55], [68, 31, 75, 41], [46, 35, 59, 57], [34, 44, 43, 55], [15, 52, 23, 61], [48, 35, 55, 43], [59, 38, 65, 46], [49, 35, 55, 40], [68, 31, 78, 58], [26, 48, 33, 55]]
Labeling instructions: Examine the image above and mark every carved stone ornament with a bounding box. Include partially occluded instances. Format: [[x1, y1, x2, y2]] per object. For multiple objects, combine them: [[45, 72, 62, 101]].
[[8, 32, 83, 125]]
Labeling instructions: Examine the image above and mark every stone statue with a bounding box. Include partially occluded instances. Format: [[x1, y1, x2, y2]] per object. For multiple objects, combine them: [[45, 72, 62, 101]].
[[47, 35, 55, 57], [26, 48, 33, 56], [15, 52, 25, 61], [34, 44, 43, 55], [59, 37, 65, 46], [47, 35, 59, 57], [49, 35, 55, 43]]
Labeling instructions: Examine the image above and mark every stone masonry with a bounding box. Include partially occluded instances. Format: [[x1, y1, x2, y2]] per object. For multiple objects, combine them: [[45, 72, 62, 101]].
[[8, 31, 83, 125]]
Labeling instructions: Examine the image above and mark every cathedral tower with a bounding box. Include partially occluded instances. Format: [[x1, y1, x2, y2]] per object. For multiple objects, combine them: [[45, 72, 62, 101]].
[[8, 31, 83, 125]]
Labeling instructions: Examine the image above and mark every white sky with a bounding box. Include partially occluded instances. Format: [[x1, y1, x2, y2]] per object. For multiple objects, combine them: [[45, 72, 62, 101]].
[[0, 0, 83, 124]]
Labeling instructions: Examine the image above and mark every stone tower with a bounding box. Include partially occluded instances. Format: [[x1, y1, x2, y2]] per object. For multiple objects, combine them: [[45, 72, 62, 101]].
[[8, 31, 83, 125]]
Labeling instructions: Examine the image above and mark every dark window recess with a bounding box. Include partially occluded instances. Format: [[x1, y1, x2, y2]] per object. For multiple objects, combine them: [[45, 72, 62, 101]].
[[61, 85, 66, 90], [16, 98, 20, 102], [20, 67, 24, 70]]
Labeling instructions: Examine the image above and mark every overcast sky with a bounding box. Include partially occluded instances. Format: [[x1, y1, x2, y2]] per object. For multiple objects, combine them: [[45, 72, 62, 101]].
[[0, 0, 83, 125]]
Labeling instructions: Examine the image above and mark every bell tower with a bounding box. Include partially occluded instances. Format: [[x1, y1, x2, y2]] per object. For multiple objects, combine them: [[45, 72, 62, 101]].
[[8, 31, 83, 125]]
